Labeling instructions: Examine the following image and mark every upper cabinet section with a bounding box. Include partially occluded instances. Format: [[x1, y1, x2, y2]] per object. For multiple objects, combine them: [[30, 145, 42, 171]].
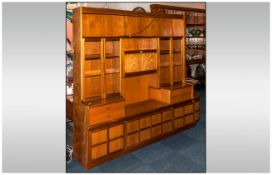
[[82, 14, 125, 37], [78, 7, 184, 37]]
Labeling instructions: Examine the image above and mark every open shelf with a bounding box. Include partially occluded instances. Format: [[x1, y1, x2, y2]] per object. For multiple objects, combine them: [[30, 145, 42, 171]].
[[124, 49, 157, 54], [85, 70, 101, 77]]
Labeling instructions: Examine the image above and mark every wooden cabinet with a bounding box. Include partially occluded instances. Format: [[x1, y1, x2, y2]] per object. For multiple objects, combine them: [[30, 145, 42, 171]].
[[72, 7, 200, 169]]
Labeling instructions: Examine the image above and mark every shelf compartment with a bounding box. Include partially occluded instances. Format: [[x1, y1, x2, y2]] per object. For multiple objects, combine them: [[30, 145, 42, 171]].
[[85, 70, 101, 77], [173, 66, 182, 83], [85, 76, 101, 99], [85, 54, 101, 60], [106, 73, 120, 95], [84, 59, 101, 74], [160, 67, 170, 85], [160, 39, 170, 51]]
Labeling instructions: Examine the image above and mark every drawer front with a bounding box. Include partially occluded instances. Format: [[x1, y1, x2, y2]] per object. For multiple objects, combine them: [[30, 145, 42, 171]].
[[162, 110, 172, 122], [90, 129, 107, 145], [127, 132, 139, 147], [195, 101, 200, 111], [109, 124, 123, 140], [140, 128, 151, 142], [152, 125, 162, 137], [184, 104, 194, 115], [109, 138, 123, 153], [194, 111, 200, 121], [89, 110, 124, 125], [174, 106, 184, 118], [171, 86, 192, 97], [89, 101, 125, 117], [140, 116, 151, 129], [151, 113, 161, 125], [163, 121, 173, 133], [126, 120, 139, 134], [171, 93, 192, 103], [91, 143, 107, 160], [83, 14, 125, 37], [184, 114, 194, 126], [174, 117, 184, 129]]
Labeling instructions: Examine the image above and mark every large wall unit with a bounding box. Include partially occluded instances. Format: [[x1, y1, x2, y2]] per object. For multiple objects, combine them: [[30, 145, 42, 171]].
[[72, 7, 200, 169]]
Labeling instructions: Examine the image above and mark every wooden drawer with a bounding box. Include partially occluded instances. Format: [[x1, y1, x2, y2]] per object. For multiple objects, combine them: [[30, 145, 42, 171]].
[[127, 132, 139, 147], [184, 104, 193, 115], [126, 120, 139, 134], [152, 125, 162, 137], [90, 129, 107, 145], [171, 93, 192, 104], [163, 121, 173, 133], [194, 111, 200, 121], [174, 117, 184, 129], [109, 124, 123, 140], [171, 86, 192, 97], [195, 101, 200, 111], [109, 138, 123, 153], [82, 14, 125, 37], [162, 110, 172, 122], [89, 101, 125, 125], [91, 143, 107, 160], [174, 106, 184, 118], [151, 113, 161, 125], [140, 128, 151, 142], [140, 116, 151, 129], [184, 114, 194, 126]]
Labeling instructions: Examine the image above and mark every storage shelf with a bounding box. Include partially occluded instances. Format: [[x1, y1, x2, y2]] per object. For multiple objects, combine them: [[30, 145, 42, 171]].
[[85, 70, 101, 76], [85, 54, 119, 60], [124, 49, 157, 54], [105, 69, 120, 74], [160, 50, 181, 54], [186, 59, 205, 65], [160, 63, 170, 68]]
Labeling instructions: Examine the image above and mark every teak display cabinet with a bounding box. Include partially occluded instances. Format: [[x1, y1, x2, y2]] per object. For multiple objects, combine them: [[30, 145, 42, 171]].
[[72, 7, 200, 169]]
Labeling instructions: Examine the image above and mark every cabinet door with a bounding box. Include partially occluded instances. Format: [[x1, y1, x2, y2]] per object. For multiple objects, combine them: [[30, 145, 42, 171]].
[[125, 16, 159, 36], [83, 14, 125, 37], [158, 18, 173, 36], [172, 19, 185, 36]]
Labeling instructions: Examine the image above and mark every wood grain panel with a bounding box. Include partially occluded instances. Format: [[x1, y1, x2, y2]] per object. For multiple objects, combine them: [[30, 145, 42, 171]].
[[163, 121, 173, 133], [109, 138, 123, 153], [172, 19, 184, 36], [124, 16, 159, 36], [126, 120, 139, 134], [90, 129, 107, 145], [109, 124, 123, 140], [122, 38, 158, 51], [91, 143, 107, 160], [174, 106, 184, 118], [126, 132, 139, 147], [83, 14, 125, 37], [85, 76, 101, 98], [151, 113, 162, 125], [195, 101, 200, 111], [159, 18, 173, 36], [194, 111, 200, 121], [140, 128, 151, 142], [174, 117, 184, 129], [151, 125, 162, 137], [184, 114, 194, 126], [124, 53, 157, 74], [162, 110, 172, 122], [184, 104, 193, 115], [140, 116, 151, 129]]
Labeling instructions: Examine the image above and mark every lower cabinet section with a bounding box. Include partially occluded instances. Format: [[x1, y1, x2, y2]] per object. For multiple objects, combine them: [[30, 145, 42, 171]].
[[86, 99, 200, 168]]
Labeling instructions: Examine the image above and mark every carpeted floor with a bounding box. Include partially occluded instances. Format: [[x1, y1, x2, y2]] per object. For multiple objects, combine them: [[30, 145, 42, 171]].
[[66, 87, 206, 173]]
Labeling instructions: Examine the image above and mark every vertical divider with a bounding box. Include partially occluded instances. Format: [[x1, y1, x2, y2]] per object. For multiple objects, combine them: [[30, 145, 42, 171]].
[[169, 37, 173, 85], [119, 38, 123, 96], [81, 38, 85, 101], [182, 19, 186, 83], [157, 38, 161, 87], [101, 38, 106, 99]]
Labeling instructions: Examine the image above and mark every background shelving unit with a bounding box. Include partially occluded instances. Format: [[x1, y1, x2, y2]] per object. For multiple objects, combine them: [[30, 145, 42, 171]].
[[150, 4, 206, 86]]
